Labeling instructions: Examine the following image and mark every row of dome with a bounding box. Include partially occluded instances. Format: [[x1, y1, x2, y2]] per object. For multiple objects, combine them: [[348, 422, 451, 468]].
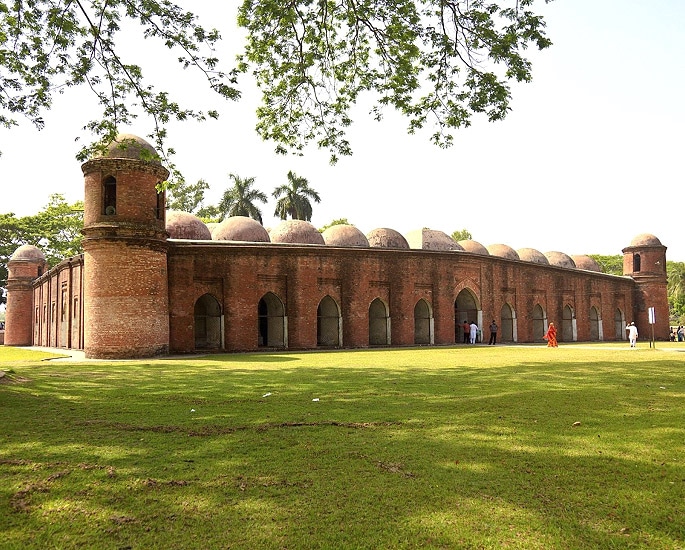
[[167, 211, 607, 272]]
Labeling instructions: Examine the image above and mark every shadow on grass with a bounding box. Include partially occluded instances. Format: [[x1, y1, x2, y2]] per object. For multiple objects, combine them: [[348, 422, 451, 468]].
[[1, 355, 683, 549]]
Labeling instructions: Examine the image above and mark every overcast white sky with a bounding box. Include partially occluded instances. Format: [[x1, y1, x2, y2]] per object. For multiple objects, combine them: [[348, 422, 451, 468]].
[[1, 0, 684, 261]]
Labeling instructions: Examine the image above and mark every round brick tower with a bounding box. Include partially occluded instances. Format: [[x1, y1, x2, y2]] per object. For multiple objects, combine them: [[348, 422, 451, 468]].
[[5, 245, 48, 346], [81, 134, 170, 359], [622, 233, 670, 340]]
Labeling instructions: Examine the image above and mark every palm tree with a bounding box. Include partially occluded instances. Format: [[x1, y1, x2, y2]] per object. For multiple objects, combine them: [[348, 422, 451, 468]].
[[272, 171, 321, 221], [218, 174, 268, 223]]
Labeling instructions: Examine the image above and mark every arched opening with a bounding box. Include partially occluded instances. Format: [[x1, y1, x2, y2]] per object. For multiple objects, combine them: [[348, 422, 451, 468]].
[[414, 299, 433, 345], [633, 253, 641, 273], [156, 187, 165, 220], [500, 303, 516, 342], [532, 304, 546, 342], [561, 305, 576, 342], [454, 288, 480, 342], [194, 294, 222, 350], [317, 295, 341, 347], [614, 308, 626, 340], [103, 176, 117, 215], [369, 298, 390, 346], [589, 306, 601, 341], [258, 292, 286, 348]]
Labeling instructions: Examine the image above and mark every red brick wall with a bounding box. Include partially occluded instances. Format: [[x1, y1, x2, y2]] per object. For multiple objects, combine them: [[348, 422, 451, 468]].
[[167, 242, 638, 353]]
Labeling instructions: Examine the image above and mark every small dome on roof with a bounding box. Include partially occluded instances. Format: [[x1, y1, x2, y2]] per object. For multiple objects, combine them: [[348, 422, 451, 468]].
[[95, 134, 161, 164], [571, 255, 602, 272], [517, 248, 549, 265], [166, 210, 211, 240], [322, 224, 369, 247], [406, 229, 464, 251], [629, 233, 662, 247], [486, 244, 520, 260], [545, 251, 576, 269], [213, 216, 270, 242], [458, 240, 489, 255], [270, 220, 325, 245], [366, 228, 410, 249], [9, 244, 46, 263]]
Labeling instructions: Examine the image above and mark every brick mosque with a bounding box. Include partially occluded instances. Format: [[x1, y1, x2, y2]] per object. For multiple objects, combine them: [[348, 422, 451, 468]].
[[4, 135, 670, 359]]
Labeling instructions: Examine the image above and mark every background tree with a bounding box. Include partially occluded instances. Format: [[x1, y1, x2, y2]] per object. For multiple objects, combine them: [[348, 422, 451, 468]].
[[238, 0, 553, 162], [667, 261, 685, 322], [588, 254, 624, 276], [167, 178, 211, 214], [1, 1, 552, 165], [451, 229, 473, 242], [218, 174, 268, 223], [319, 218, 351, 233], [273, 171, 321, 221], [0, 195, 84, 304]]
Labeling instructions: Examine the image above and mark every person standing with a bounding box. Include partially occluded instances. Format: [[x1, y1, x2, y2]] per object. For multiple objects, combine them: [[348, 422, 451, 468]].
[[627, 322, 638, 348], [543, 322, 558, 347], [469, 321, 478, 344], [488, 320, 498, 345], [462, 320, 470, 344]]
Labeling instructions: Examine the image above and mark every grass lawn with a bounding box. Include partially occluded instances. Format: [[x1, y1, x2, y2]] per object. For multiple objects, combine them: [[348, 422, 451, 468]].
[[1, 343, 684, 549]]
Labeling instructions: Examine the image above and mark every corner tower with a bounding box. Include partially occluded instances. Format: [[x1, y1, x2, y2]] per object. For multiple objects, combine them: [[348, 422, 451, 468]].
[[81, 134, 170, 358], [5, 245, 47, 346], [622, 233, 670, 340]]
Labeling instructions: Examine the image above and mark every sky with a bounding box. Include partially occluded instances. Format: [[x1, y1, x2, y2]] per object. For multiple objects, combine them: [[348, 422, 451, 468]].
[[1, 0, 684, 262]]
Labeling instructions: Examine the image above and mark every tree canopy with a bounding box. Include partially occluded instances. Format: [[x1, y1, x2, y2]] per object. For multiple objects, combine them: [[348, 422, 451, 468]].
[[273, 171, 321, 221], [218, 173, 268, 223], [1, 0, 554, 165], [0, 195, 83, 304]]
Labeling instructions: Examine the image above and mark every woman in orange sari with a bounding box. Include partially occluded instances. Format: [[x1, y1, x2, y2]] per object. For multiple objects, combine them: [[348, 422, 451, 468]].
[[544, 322, 558, 347]]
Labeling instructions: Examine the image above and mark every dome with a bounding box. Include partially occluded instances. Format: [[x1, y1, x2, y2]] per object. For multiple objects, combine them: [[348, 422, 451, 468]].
[[458, 240, 489, 255], [545, 251, 576, 269], [629, 233, 662, 247], [486, 244, 520, 261], [213, 216, 270, 242], [95, 134, 161, 164], [406, 229, 464, 251], [571, 255, 602, 272], [366, 228, 410, 249], [322, 224, 369, 247], [166, 210, 211, 240], [270, 220, 325, 245], [517, 248, 549, 265], [9, 244, 46, 263]]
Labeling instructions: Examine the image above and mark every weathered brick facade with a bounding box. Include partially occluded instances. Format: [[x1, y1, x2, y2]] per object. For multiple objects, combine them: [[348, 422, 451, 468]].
[[4, 135, 671, 358]]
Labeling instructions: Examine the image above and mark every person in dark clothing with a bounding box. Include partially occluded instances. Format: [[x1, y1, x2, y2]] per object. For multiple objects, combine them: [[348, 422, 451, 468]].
[[462, 320, 470, 344], [488, 320, 498, 345]]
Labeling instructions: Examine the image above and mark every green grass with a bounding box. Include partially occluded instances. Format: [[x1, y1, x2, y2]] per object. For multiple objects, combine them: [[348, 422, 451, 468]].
[[1, 344, 684, 549]]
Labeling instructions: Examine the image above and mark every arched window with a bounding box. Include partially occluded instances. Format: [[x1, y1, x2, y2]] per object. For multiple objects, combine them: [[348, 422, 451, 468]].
[[414, 299, 433, 345], [532, 304, 546, 342], [369, 298, 390, 346], [156, 188, 165, 220], [500, 303, 516, 342], [258, 292, 286, 348], [194, 294, 222, 349], [317, 296, 341, 347], [633, 253, 641, 273], [589, 306, 601, 341], [561, 305, 576, 342], [103, 176, 117, 215]]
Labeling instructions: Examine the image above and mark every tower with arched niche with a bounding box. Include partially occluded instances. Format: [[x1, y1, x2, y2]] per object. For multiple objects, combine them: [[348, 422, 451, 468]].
[[622, 233, 670, 340], [81, 134, 170, 359], [5, 245, 48, 346]]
